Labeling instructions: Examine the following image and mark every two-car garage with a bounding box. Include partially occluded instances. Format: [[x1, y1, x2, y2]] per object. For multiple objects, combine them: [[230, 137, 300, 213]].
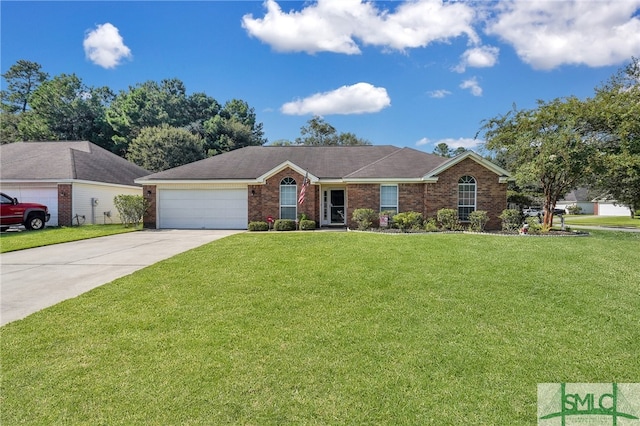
[[157, 187, 248, 230]]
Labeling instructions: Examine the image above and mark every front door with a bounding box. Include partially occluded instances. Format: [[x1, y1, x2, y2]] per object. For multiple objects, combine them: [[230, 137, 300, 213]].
[[329, 189, 345, 225]]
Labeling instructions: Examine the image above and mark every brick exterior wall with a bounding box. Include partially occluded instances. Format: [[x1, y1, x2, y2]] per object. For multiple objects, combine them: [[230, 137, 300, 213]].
[[425, 158, 506, 230], [249, 168, 319, 225], [57, 184, 73, 226], [143, 185, 157, 229], [346, 184, 380, 229]]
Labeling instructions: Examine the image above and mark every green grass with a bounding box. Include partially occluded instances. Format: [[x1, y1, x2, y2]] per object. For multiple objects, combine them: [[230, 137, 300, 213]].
[[2, 232, 639, 424], [561, 215, 640, 228], [0, 224, 139, 253]]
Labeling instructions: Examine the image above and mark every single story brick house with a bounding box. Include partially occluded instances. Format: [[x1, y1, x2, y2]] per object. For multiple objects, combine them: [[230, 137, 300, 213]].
[[136, 145, 511, 230], [0, 141, 150, 226]]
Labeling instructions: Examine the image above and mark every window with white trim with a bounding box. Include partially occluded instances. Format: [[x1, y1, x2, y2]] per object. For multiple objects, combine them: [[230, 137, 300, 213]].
[[280, 177, 297, 220], [458, 175, 476, 221], [380, 185, 398, 214]]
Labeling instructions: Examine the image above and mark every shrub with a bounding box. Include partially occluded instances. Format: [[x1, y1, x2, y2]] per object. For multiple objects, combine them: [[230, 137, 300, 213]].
[[566, 205, 582, 215], [274, 219, 296, 231], [499, 209, 522, 232], [424, 218, 438, 232], [393, 211, 424, 232], [113, 194, 149, 228], [299, 219, 316, 230], [248, 221, 269, 231], [468, 210, 489, 232], [352, 208, 377, 230], [437, 208, 459, 231], [525, 217, 543, 234]]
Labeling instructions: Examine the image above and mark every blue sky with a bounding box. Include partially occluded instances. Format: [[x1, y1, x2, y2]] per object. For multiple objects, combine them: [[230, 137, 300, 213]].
[[2, 1, 640, 153]]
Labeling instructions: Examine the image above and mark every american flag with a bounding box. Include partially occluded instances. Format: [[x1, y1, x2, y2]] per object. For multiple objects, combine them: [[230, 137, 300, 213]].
[[298, 172, 309, 205]]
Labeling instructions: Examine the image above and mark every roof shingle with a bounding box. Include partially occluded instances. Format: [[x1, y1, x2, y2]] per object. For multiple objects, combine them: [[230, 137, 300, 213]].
[[1, 141, 150, 186]]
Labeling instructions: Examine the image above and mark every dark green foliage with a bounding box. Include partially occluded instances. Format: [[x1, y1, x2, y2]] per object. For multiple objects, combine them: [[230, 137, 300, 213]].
[[392, 211, 424, 231], [274, 219, 296, 231], [299, 220, 316, 230], [352, 208, 377, 230], [436, 208, 459, 231], [499, 209, 522, 232], [468, 210, 489, 232], [423, 218, 438, 232], [248, 221, 269, 231], [126, 124, 204, 172]]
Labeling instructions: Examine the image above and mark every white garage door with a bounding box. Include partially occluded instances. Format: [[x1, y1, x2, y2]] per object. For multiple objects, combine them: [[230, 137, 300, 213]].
[[158, 189, 248, 229], [1, 186, 59, 226]]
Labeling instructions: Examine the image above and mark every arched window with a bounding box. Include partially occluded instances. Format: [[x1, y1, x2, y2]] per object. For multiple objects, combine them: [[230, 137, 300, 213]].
[[280, 177, 297, 220], [458, 175, 476, 221]]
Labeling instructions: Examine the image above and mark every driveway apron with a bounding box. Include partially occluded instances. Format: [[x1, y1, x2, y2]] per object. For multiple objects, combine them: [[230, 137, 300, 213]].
[[0, 229, 242, 326]]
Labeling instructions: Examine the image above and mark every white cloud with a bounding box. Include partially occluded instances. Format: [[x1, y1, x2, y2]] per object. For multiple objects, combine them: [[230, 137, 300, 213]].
[[83, 23, 131, 69], [435, 137, 479, 149], [242, 0, 478, 54], [486, 0, 640, 69], [427, 89, 451, 99], [281, 82, 391, 115], [416, 137, 430, 146], [460, 77, 482, 96], [454, 45, 499, 73]]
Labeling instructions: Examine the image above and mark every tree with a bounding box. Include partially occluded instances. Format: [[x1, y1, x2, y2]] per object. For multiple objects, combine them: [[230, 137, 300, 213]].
[[106, 79, 192, 155], [433, 142, 451, 157], [19, 73, 115, 148], [480, 97, 596, 228], [1, 60, 48, 113], [202, 99, 267, 155], [295, 116, 370, 146], [126, 124, 204, 172], [586, 58, 640, 216]]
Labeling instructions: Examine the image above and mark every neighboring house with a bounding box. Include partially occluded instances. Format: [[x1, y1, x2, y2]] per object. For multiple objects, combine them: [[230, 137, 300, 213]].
[[557, 188, 632, 216], [136, 146, 511, 230], [0, 141, 150, 226], [556, 188, 595, 214]]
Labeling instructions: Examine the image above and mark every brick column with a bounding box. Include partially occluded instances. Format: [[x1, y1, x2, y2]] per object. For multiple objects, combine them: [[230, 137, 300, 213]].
[[143, 185, 157, 229], [58, 184, 73, 226]]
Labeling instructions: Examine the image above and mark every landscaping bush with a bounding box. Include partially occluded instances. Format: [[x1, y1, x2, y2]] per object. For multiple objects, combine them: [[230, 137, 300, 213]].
[[437, 208, 459, 231], [566, 205, 582, 215], [113, 194, 149, 228], [299, 220, 316, 230], [352, 208, 378, 231], [468, 210, 489, 232], [525, 217, 543, 234], [274, 219, 296, 231], [424, 218, 438, 232], [248, 221, 269, 231], [499, 209, 522, 232], [393, 211, 423, 232]]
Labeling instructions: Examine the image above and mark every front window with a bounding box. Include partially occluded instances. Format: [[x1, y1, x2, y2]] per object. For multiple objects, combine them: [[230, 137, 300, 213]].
[[280, 177, 297, 220], [380, 185, 398, 214], [458, 175, 476, 221]]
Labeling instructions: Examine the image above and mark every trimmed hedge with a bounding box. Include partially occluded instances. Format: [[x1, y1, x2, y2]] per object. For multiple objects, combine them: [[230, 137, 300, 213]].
[[299, 220, 316, 230], [274, 219, 297, 231], [248, 221, 269, 231]]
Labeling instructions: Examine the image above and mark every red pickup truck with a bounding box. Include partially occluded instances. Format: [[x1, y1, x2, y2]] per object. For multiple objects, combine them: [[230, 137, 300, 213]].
[[0, 192, 50, 231]]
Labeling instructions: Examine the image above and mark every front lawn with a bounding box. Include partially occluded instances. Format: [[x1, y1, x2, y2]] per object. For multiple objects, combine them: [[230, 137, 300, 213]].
[[0, 224, 139, 253], [561, 214, 640, 228], [2, 232, 639, 424]]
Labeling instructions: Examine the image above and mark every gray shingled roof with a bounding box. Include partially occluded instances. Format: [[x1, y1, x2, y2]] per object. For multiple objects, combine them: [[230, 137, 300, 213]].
[[138, 146, 451, 181], [1, 141, 150, 186]]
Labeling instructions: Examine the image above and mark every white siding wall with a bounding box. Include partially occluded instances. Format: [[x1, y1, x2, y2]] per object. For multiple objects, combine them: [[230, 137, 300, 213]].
[[73, 183, 142, 225]]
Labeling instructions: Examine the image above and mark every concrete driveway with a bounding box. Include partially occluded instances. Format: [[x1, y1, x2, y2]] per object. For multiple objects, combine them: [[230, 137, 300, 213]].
[[0, 229, 242, 326]]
